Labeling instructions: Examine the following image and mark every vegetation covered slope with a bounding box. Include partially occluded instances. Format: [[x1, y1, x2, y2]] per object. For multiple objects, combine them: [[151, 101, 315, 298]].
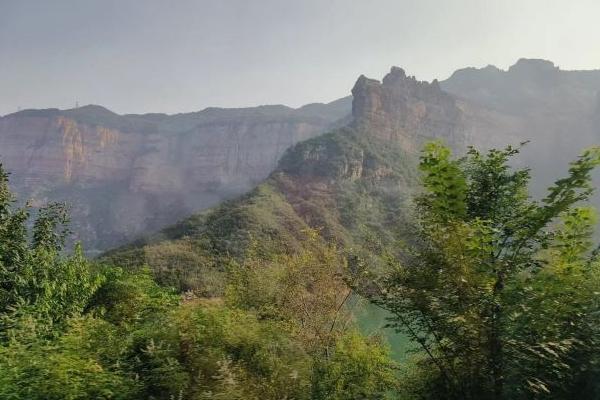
[[103, 127, 418, 295], [0, 158, 399, 400], [3, 130, 600, 399], [4, 62, 595, 399], [99, 65, 600, 399]]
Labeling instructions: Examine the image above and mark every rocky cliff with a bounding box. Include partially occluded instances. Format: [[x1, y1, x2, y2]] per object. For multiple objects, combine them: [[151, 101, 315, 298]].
[[104, 67, 457, 290], [349, 59, 600, 160], [0, 99, 351, 253], [347, 60, 600, 193], [351, 66, 466, 151]]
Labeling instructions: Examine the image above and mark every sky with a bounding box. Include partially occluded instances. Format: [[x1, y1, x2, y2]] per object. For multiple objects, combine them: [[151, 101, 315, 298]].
[[1, 0, 600, 116]]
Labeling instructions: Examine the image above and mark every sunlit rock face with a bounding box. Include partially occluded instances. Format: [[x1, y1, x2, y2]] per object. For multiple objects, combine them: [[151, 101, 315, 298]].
[[0, 100, 351, 253]]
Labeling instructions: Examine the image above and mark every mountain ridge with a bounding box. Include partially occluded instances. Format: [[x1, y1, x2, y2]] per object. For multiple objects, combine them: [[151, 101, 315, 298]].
[[0, 97, 352, 253], [101, 65, 462, 291], [2, 58, 600, 254], [1, 97, 352, 120]]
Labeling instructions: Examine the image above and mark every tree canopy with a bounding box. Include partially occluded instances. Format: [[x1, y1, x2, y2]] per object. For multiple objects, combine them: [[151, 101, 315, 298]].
[[372, 142, 600, 399]]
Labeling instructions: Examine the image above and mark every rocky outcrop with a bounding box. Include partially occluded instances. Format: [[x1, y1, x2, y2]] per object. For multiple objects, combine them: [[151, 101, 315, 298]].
[[0, 100, 351, 253], [340, 59, 600, 241], [351, 67, 465, 151], [349, 59, 600, 193]]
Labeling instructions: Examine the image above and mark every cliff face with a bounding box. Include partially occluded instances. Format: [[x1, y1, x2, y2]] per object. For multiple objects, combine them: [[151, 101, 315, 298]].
[[349, 60, 600, 194], [351, 67, 465, 151], [3, 59, 600, 253], [0, 100, 351, 253]]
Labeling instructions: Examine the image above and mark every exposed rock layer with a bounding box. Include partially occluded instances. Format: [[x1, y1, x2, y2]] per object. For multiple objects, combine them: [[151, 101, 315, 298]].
[[351, 67, 464, 150], [0, 100, 351, 252]]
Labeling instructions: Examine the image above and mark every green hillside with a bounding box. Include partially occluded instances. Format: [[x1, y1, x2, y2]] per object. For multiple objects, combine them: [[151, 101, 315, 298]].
[[103, 127, 418, 296]]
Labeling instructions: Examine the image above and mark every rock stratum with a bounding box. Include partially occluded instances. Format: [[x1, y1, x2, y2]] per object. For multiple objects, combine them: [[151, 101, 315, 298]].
[[0, 99, 350, 252], [352, 67, 464, 150]]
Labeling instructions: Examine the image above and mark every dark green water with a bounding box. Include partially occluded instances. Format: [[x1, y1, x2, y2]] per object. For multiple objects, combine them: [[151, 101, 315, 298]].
[[353, 298, 413, 363]]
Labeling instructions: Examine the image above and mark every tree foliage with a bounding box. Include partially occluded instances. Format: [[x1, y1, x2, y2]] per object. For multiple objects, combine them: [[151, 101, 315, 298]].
[[373, 142, 600, 399], [0, 165, 102, 339], [0, 162, 398, 399]]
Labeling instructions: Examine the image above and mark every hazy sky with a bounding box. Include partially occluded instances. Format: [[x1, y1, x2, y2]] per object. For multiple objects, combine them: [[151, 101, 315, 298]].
[[1, 0, 600, 116]]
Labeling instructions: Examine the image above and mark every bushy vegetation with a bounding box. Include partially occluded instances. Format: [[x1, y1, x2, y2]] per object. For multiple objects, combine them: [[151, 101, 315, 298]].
[[0, 163, 397, 399], [371, 142, 600, 399]]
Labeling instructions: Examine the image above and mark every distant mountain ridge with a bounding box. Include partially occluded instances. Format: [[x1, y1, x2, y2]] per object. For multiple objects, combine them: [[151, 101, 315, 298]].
[[0, 98, 351, 253], [441, 58, 600, 192]]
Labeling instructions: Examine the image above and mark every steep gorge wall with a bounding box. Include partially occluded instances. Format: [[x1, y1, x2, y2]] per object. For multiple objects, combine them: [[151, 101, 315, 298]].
[[0, 101, 350, 252]]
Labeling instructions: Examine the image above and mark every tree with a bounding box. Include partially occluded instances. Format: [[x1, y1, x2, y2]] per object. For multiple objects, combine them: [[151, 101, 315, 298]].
[[0, 163, 140, 399], [310, 330, 397, 400], [225, 235, 399, 399], [372, 142, 600, 399], [0, 164, 102, 340]]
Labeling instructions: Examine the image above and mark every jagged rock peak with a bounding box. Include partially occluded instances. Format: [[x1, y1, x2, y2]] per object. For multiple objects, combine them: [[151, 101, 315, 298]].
[[383, 66, 407, 81], [350, 66, 464, 150]]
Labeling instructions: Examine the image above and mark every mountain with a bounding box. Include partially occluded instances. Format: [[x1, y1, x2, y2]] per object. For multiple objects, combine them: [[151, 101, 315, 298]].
[[441, 58, 600, 191], [103, 60, 600, 294], [102, 67, 467, 292], [2, 58, 600, 255], [0, 98, 351, 253]]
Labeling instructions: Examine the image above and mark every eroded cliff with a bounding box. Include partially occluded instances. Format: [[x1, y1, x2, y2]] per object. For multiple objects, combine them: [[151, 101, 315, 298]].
[[0, 100, 350, 252]]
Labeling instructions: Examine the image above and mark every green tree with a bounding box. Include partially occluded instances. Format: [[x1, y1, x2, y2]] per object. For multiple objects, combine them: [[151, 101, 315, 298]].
[[372, 142, 600, 399], [0, 164, 102, 339], [0, 163, 143, 398], [0, 316, 138, 400], [225, 238, 399, 399], [311, 330, 397, 400]]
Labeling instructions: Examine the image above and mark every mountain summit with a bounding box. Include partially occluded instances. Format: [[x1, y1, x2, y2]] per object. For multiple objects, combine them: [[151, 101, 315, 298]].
[[351, 66, 464, 149]]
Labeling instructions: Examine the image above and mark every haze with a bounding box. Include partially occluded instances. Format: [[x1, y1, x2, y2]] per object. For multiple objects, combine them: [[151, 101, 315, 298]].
[[1, 0, 600, 116]]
